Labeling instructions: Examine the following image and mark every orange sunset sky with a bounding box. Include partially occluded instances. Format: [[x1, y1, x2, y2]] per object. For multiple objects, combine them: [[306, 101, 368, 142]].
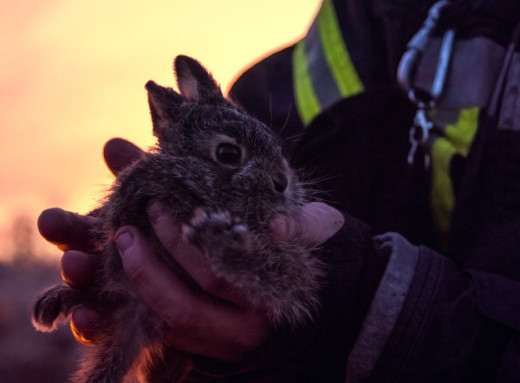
[[0, 1, 322, 259]]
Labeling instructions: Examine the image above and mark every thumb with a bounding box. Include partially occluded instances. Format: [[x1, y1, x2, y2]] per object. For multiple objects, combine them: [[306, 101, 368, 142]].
[[270, 202, 344, 247], [103, 138, 144, 176]]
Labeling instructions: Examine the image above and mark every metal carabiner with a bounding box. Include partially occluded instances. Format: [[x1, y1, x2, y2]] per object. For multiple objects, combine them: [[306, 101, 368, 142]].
[[397, 0, 451, 96], [431, 28, 455, 102], [398, 0, 456, 168], [407, 108, 433, 167]]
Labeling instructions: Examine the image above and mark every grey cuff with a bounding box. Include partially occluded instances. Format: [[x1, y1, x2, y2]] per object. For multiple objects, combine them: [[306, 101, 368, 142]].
[[345, 233, 419, 382]]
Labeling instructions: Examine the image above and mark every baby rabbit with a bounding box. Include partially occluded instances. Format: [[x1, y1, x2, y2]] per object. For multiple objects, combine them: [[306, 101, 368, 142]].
[[33, 56, 323, 383]]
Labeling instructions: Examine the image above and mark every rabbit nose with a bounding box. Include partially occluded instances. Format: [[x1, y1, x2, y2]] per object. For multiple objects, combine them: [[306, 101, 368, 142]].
[[272, 172, 288, 193]]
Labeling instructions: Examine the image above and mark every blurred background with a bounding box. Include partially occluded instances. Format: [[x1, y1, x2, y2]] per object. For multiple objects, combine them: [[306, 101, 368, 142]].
[[0, 0, 320, 381]]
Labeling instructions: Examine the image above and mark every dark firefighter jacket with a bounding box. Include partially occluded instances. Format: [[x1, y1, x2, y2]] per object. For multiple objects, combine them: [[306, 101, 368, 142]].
[[220, 0, 520, 382]]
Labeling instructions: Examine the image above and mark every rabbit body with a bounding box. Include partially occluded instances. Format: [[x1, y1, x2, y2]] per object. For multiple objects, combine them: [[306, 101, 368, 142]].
[[32, 56, 323, 383]]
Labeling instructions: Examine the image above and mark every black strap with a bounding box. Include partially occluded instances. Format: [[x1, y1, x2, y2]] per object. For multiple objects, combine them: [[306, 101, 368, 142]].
[[439, 0, 520, 45], [450, 23, 520, 379], [471, 0, 520, 24]]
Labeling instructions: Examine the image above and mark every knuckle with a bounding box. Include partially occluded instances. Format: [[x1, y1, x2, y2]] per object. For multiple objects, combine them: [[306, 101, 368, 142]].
[[124, 262, 149, 286], [162, 305, 197, 334], [159, 226, 184, 254]]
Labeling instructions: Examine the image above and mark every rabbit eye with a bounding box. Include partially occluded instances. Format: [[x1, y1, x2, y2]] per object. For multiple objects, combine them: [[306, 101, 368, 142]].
[[216, 143, 241, 166]]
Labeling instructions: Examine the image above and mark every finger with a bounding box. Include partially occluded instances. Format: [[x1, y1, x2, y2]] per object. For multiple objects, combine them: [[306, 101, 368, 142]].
[[61, 250, 94, 287], [115, 225, 269, 361], [70, 306, 102, 344], [103, 138, 144, 176], [270, 202, 344, 246], [146, 202, 249, 306], [115, 225, 199, 313], [37, 208, 99, 252]]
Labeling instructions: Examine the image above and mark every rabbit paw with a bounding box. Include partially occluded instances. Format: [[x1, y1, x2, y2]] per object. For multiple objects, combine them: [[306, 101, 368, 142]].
[[182, 208, 250, 254]]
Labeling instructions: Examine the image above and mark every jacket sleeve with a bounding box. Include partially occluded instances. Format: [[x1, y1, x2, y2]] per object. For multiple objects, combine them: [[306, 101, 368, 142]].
[[346, 232, 520, 382]]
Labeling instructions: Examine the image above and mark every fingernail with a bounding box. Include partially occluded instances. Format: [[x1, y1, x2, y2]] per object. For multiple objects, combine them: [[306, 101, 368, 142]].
[[61, 250, 93, 287], [302, 202, 344, 245], [115, 231, 133, 254], [71, 307, 101, 344], [313, 203, 344, 229], [146, 201, 162, 225]]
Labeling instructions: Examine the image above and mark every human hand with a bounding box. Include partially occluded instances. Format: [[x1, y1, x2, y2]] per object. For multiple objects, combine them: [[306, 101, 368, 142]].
[[37, 138, 344, 362], [37, 138, 144, 340]]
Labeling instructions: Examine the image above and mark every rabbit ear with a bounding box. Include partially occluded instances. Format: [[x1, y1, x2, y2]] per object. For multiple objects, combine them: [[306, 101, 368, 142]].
[[145, 80, 183, 139], [174, 55, 223, 102]]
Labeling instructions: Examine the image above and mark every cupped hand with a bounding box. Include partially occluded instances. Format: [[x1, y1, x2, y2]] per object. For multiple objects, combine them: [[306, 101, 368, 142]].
[[37, 138, 344, 362], [38, 138, 144, 342]]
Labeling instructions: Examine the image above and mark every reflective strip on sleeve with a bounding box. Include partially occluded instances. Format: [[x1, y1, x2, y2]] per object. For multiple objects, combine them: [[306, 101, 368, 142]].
[[293, 40, 321, 125], [293, 0, 364, 126], [317, 0, 363, 98], [346, 233, 419, 382], [431, 106, 479, 235]]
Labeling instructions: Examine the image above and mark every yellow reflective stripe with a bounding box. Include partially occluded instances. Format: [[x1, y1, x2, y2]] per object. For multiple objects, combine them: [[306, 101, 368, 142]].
[[431, 107, 479, 235], [317, 0, 363, 97], [444, 107, 480, 156], [431, 138, 458, 235], [293, 41, 321, 125]]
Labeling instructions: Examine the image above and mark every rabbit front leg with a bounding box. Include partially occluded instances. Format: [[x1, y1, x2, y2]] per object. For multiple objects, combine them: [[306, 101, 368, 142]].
[[32, 284, 82, 331], [181, 207, 254, 285]]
